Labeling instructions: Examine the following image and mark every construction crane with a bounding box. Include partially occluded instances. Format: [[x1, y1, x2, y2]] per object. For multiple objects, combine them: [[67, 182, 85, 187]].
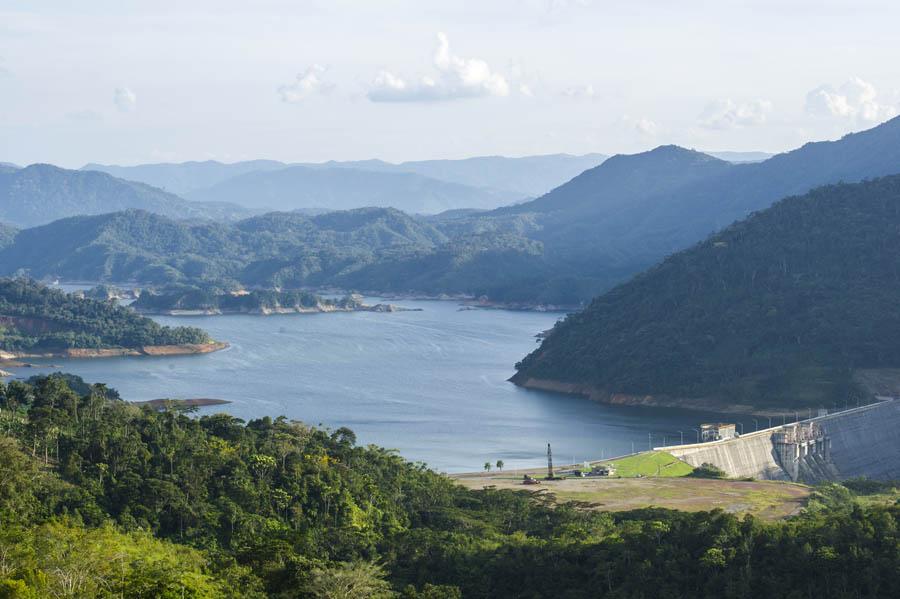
[[547, 442, 554, 479]]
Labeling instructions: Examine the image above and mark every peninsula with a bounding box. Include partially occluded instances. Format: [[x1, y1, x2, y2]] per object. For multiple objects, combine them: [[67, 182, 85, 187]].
[[0, 278, 223, 361]]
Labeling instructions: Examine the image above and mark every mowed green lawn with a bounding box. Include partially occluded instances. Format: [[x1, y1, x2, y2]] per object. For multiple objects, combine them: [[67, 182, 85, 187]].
[[597, 451, 694, 478]]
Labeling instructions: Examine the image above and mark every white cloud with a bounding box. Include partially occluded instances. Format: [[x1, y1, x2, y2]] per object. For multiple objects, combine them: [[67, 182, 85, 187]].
[[633, 117, 658, 136], [519, 83, 534, 97], [367, 33, 509, 103], [698, 99, 772, 130], [278, 64, 333, 103], [114, 87, 136, 112], [622, 115, 658, 137], [805, 77, 897, 123], [562, 84, 595, 99]]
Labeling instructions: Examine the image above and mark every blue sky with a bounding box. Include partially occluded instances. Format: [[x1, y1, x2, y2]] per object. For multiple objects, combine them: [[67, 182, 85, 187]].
[[1, 0, 898, 166]]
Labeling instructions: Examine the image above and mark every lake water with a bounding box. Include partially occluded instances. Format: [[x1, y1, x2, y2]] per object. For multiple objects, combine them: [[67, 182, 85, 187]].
[[9, 297, 755, 472]]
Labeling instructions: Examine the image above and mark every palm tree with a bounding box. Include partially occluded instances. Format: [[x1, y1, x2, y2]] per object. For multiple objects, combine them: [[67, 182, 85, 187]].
[[496, 460, 504, 472], [483, 462, 492, 472]]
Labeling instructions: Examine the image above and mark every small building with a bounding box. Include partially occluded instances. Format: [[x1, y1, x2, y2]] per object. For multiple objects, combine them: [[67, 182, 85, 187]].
[[700, 423, 737, 442], [589, 464, 616, 477]]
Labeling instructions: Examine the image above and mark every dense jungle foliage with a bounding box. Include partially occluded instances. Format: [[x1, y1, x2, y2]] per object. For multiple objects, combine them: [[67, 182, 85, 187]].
[[0, 278, 210, 351], [515, 176, 900, 409], [0, 374, 897, 598]]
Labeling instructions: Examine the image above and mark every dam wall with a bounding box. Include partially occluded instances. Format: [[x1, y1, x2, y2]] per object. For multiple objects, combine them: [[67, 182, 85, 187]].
[[663, 399, 900, 482]]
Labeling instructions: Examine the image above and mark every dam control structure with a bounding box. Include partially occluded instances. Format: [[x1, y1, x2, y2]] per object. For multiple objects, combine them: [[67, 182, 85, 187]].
[[660, 399, 900, 483]]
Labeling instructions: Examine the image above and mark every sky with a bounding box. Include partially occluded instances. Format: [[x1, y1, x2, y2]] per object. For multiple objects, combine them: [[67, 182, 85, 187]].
[[1, 0, 899, 168]]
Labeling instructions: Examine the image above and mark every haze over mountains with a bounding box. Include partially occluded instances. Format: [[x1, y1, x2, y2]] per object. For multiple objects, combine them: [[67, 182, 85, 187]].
[[1, 118, 897, 306], [84, 153, 610, 199], [0, 164, 250, 228], [181, 165, 522, 214]]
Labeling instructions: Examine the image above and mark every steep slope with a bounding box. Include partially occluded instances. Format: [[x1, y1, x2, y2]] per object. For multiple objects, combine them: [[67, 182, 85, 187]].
[[390, 153, 608, 197], [500, 146, 732, 217], [184, 165, 521, 213], [513, 175, 900, 410], [427, 117, 900, 304], [0, 164, 230, 227]]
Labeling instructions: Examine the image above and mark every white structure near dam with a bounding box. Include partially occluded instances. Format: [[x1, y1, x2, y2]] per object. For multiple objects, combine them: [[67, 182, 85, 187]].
[[662, 399, 900, 483]]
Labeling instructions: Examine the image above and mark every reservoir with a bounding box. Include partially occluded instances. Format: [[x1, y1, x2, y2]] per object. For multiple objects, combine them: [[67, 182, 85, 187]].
[[10, 298, 753, 472]]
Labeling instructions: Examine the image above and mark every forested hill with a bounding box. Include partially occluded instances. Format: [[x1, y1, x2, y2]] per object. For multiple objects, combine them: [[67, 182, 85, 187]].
[[0, 208, 452, 289], [513, 175, 900, 409], [0, 163, 243, 227], [0, 278, 211, 352], [1, 373, 897, 596]]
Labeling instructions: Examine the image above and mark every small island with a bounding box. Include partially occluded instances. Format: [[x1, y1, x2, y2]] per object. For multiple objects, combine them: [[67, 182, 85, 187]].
[[131, 287, 416, 316], [0, 278, 225, 361]]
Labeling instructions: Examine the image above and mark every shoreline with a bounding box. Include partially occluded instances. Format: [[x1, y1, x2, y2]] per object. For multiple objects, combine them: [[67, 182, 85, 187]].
[[132, 397, 232, 409], [0, 341, 228, 361], [133, 303, 420, 317], [50, 279, 579, 313], [511, 375, 805, 417]]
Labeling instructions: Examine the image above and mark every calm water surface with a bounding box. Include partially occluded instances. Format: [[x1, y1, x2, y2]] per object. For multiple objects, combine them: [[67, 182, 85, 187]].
[[11, 297, 752, 472]]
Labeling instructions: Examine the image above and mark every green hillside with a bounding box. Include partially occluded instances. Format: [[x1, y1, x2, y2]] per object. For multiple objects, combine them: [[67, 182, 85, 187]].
[[0, 373, 896, 597], [514, 175, 900, 409], [0, 278, 210, 352]]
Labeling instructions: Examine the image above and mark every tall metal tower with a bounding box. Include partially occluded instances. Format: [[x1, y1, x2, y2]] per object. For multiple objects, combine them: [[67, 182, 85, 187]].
[[547, 442, 554, 479]]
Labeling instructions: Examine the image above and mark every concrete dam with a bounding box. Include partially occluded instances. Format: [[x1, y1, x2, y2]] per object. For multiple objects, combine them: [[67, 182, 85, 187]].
[[662, 399, 900, 483]]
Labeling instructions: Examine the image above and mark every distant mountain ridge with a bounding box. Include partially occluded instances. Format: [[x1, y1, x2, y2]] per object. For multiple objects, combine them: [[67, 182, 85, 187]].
[[183, 165, 522, 214], [83, 153, 610, 202], [0, 164, 248, 228], [513, 175, 900, 409]]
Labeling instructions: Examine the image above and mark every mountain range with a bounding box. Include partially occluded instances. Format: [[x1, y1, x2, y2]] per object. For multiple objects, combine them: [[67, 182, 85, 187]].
[[2, 118, 898, 305], [0, 164, 250, 228], [513, 175, 900, 409], [433, 116, 900, 303], [181, 165, 522, 214], [84, 153, 611, 199]]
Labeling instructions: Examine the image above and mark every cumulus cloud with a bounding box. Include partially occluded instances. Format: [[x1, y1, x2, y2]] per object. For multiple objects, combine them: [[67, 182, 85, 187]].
[[805, 77, 897, 123], [114, 87, 136, 112], [698, 99, 772, 130], [367, 33, 509, 102], [633, 117, 658, 136], [278, 65, 333, 103], [622, 115, 658, 137]]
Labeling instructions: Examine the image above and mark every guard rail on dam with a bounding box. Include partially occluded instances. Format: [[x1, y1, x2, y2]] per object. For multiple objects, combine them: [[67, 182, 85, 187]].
[[659, 399, 900, 483]]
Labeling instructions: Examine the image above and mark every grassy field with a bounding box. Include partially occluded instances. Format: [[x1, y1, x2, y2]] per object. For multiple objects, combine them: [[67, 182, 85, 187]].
[[452, 450, 811, 520], [454, 474, 810, 520], [599, 451, 694, 477]]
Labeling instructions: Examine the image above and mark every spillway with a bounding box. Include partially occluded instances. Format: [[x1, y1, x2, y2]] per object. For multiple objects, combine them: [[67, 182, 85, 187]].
[[664, 399, 900, 482]]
